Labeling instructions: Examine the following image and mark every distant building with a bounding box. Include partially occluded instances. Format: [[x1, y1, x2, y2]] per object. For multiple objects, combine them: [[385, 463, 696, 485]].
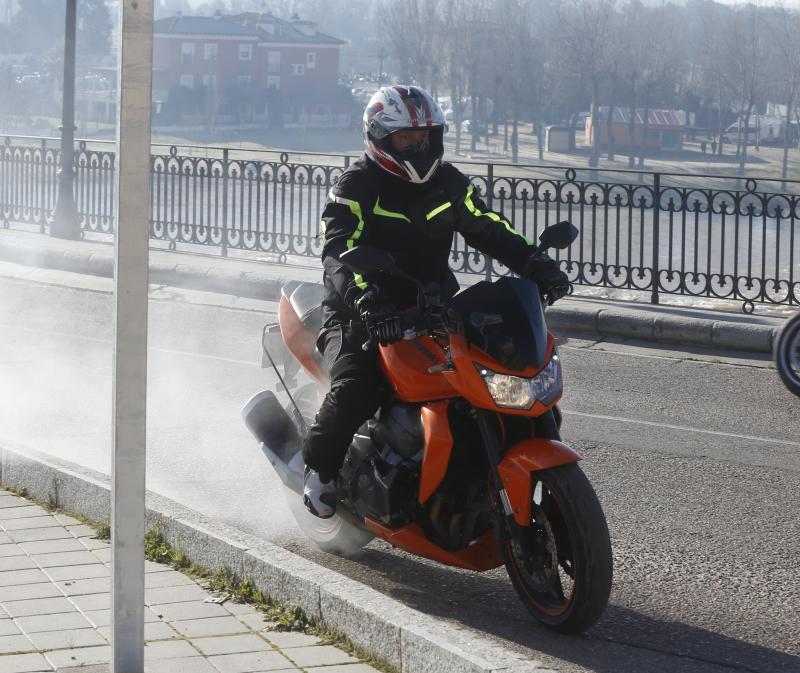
[[152, 11, 349, 127], [585, 107, 686, 152]]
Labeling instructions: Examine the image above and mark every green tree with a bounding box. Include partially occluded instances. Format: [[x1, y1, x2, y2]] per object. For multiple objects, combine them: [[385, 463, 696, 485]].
[[78, 0, 112, 56]]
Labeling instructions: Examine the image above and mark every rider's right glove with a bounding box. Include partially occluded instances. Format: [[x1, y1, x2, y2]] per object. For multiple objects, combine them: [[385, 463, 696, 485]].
[[355, 286, 403, 346], [524, 252, 571, 305]]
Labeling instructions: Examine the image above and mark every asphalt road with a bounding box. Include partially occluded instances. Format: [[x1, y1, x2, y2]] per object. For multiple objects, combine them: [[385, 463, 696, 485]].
[[1, 271, 798, 673]]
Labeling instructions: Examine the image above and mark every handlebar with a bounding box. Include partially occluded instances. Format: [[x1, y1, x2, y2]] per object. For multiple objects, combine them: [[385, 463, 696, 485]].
[[361, 312, 446, 351]]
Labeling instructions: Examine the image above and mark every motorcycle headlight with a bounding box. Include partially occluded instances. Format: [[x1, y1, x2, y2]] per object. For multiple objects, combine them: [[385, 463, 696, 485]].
[[476, 354, 562, 410]]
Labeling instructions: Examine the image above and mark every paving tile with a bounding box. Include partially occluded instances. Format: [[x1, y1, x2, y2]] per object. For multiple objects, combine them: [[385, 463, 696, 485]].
[[0, 568, 49, 587], [0, 506, 49, 521], [55, 577, 110, 596], [145, 571, 195, 589], [0, 496, 27, 509], [193, 633, 273, 656], [82, 607, 161, 628], [5, 528, 71, 543], [19, 538, 86, 555], [55, 665, 108, 673], [96, 619, 179, 643], [69, 593, 109, 612], [65, 524, 95, 538], [1, 596, 76, 618], [90, 548, 111, 563], [25, 627, 107, 650], [43, 564, 109, 581], [208, 650, 297, 673], [262, 631, 322, 649], [0, 633, 35, 654], [0, 651, 52, 672], [31, 550, 102, 568], [145, 584, 208, 605], [78, 537, 108, 551], [15, 611, 93, 633], [150, 600, 229, 622], [143, 655, 218, 673], [236, 612, 275, 632], [171, 615, 250, 639], [0, 544, 25, 558], [143, 638, 198, 659], [53, 514, 81, 527], [282, 645, 358, 668], [0, 556, 37, 572], [306, 665, 382, 673], [44, 644, 110, 668], [0, 534, 11, 545], [0, 582, 62, 602], [0, 516, 60, 531], [0, 619, 20, 637], [224, 601, 261, 617]]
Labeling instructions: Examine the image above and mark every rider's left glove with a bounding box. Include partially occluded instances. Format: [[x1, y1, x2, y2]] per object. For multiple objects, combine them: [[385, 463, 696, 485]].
[[524, 252, 571, 305], [355, 286, 403, 346]]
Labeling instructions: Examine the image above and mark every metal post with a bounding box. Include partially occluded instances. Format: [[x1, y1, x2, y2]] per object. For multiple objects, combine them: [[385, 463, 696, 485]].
[[651, 172, 660, 305], [51, 0, 80, 239], [221, 147, 229, 257], [485, 163, 494, 281], [112, 2, 153, 672]]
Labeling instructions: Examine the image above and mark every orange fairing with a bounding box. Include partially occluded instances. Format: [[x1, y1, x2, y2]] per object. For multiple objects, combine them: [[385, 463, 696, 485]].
[[443, 333, 561, 416], [418, 402, 453, 504], [379, 337, 455, 402], [278, 296, 327, 383], [364, 518, 503, 572], [497, 439, 581, 526]]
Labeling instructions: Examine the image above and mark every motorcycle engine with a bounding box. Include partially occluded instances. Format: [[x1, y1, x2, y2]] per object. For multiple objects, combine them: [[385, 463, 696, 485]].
[[339, 402, 423, 525]]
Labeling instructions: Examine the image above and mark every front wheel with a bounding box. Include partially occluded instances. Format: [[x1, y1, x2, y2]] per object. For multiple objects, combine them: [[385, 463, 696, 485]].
[[774, 313, 800, 397], [501, 463, 612, 634]]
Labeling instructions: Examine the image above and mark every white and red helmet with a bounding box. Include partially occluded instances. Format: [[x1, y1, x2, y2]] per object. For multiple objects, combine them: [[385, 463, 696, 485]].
[[363, 85, 447, 184]]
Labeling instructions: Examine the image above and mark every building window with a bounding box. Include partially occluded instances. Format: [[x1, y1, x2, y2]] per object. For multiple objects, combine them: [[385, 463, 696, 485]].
[[238, 75, 252, 88], [239, 44, 252, 61], [204, 43, 218, 60], [306, 52, 316, 69], [267, 75, 280, 90], [291, 64, 305, 76], [267, 51, 281, 74], [179, 74, 194, 88], [181, 42, 194, 65]]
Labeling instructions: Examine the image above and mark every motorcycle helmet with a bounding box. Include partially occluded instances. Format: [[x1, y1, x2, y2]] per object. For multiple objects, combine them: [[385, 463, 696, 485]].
[[363, 85, 447, 184]]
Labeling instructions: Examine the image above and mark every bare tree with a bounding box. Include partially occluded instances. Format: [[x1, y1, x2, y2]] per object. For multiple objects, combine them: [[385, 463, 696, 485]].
[[769, 6, 800, 179]]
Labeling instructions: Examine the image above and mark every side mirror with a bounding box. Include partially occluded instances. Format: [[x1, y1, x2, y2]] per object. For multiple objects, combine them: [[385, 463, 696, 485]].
[[340, 245, 406, 278], [537, 220, 579, 252]]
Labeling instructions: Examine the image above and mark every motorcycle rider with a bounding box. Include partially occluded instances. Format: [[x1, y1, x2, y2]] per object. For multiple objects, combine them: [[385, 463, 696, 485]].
[[303, 85, 571, 517]]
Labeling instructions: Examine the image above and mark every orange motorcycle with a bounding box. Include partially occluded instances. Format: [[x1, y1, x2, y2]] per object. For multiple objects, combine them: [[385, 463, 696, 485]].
[[243, 221, 612, 633]]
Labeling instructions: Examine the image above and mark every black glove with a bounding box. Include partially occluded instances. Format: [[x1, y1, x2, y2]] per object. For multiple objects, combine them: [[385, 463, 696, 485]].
[[524, 252, 571, 305], [355, 286, 403, 346]]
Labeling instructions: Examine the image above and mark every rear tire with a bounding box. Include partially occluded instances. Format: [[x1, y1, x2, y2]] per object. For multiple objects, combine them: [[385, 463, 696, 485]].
[[774, 313, 800, 397], [501, 463, 612, 634], [285, 484, 374, 557]]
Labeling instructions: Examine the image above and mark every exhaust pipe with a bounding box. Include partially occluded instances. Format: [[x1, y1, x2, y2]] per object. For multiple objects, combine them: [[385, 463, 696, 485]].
[[242, 390, 304, 494]]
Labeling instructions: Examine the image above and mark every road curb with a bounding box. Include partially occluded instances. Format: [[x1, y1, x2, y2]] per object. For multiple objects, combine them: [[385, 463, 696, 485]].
[[0, 237, 780, 353], [0, 444, 554, 673]]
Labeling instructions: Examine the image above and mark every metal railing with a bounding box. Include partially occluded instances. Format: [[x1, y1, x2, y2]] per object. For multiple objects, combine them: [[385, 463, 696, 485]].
[[2, 134, 799, 310]]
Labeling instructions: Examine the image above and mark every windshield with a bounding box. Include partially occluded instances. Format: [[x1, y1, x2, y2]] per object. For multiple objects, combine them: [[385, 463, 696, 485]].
[[450, 277, 548, 372]]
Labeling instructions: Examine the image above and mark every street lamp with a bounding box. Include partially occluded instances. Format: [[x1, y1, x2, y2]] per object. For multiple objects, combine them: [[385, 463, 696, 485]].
[[51, 0, 80, 240]]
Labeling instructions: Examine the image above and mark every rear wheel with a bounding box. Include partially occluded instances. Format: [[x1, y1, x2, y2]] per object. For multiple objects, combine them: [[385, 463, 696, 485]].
[[501, 463, 612, 634], [774, 313, 800, 397]]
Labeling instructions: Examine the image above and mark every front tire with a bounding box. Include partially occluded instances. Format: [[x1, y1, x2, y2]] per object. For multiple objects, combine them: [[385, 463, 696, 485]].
[[774, 313, 800, 397], [501, 463, 612, 634]]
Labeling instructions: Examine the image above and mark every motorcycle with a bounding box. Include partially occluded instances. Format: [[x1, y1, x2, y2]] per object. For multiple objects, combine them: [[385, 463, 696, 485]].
[[242, 220, 613, 633], [774, 310, 800, 397]]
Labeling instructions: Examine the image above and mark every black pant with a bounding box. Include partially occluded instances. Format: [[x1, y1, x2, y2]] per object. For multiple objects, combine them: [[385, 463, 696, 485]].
[[301, 323, 383, 482]]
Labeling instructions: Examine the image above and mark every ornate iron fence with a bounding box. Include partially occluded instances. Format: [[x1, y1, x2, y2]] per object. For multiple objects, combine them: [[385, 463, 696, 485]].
[[2, 134, 799, 310]]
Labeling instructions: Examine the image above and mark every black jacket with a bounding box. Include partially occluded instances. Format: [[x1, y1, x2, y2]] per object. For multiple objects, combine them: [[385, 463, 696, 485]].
[[320, 154, 533, 329]]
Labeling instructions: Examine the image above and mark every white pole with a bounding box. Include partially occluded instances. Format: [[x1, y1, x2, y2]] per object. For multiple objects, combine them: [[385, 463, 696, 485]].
[[112, 1, 153, 672]]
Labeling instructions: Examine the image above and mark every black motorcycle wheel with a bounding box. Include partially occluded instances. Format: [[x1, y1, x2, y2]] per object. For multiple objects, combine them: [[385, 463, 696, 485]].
[[774, 313, 800, 397], [501, 463, 612, 634]]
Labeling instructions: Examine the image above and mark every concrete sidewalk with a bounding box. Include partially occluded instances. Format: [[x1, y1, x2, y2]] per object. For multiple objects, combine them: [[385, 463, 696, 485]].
[[0, 228, 788, 353], [0, 488, 378, 673]]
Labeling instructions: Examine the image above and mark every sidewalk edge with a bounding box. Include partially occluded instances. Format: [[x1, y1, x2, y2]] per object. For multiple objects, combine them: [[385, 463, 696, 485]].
[[0, 444, 553, 673]]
